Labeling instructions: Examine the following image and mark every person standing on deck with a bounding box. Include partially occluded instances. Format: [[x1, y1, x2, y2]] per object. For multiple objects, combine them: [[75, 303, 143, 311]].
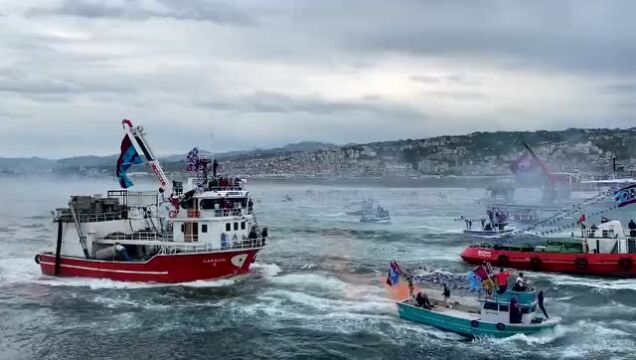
[[442, 284, 451, 307], [496, 268, 510, 294], [538, 290, 549, 319], [212, 159, 219, 177], [628, 219, 636, 237]]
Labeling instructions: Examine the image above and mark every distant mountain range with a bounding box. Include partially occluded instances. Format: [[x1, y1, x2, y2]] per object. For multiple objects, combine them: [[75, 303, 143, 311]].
[[0, 141, 339, 172], [2, 128, 636, 178]]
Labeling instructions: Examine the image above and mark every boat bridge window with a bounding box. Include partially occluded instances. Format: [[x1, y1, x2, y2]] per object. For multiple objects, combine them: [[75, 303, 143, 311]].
[[241, 222, 246, 230], [233, 222, 238, 231], [226, 223, 231, 231], [202, 224, 208, 233], [200, 198, 247, 210]]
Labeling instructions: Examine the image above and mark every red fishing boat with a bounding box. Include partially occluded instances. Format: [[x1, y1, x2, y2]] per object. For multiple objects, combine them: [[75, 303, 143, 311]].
[[35, 120, 268, 283], [461, 220, 636, 277]]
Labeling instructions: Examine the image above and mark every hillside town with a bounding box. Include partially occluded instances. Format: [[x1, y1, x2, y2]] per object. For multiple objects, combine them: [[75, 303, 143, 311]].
[[2, 128, 636, 181]]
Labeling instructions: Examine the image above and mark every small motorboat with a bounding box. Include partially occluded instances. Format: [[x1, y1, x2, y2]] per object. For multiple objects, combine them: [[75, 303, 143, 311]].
[[396, 289, 560, 338], [386, 262, 560, 338]]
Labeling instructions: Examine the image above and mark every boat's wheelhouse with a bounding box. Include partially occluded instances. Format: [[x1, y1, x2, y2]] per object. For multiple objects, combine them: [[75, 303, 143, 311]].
[[480, 290, 541, 325]]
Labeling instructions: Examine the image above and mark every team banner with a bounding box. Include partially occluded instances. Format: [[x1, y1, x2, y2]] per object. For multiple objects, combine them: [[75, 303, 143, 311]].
[[614, 184, 636, 208]]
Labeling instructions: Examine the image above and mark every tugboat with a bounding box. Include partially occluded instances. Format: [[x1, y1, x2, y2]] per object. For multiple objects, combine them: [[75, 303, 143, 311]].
[[35, 120, 268, 283], [461, 219, 636, 277], [387, 262, 560, 338]]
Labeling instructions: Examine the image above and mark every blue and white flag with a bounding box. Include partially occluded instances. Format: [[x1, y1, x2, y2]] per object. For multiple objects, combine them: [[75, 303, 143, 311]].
[[614, 184, 636, 208]]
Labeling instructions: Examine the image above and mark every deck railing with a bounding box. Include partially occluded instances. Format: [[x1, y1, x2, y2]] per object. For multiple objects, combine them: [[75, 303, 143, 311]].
[[158, 237, 266, 254]]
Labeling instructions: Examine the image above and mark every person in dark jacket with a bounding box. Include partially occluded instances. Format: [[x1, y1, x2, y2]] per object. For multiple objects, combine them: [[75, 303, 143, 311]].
[[538, 290, 549, 319]]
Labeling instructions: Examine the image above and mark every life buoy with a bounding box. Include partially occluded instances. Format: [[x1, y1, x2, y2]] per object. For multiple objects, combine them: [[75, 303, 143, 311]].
[[195, 210, 201, 218], [618, 258, 633, 272], [575, 257, 588, 270], [470, 320, 479, 328], [496, 323, 506, 331], [34, 254, 40, 264], [497, 255, 509, 267], [530, 257, 542, 271], [169, 210, 178, 219]]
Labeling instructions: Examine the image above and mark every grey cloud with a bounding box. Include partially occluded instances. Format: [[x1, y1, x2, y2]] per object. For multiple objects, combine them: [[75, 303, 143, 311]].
[[0, 70, 137, 103], [424, 90, 486, 101], [29, 0, 254, 25], [601, 82, 636, 94], [197, 91, 425, 118], [411, 74, 483, 87]]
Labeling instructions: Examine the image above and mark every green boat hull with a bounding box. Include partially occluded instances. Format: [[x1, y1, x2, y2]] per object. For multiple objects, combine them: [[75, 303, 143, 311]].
[[397, 302, 559, 338]]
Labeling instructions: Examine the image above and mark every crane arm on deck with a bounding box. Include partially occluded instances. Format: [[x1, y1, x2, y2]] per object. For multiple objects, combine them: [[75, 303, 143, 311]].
[[522, 142, 556, 185]]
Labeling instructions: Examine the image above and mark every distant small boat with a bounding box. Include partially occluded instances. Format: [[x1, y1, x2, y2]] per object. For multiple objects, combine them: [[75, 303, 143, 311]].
[[360, 201, 391, 224], [282, 194, 293, 202]]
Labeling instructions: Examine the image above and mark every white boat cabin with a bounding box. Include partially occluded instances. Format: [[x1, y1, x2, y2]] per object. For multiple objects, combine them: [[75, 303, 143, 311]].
[[580, 220, 635, 254]]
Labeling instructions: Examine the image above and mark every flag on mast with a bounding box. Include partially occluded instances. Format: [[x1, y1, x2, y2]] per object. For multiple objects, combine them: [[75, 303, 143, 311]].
[[116, 134, 143, 188]]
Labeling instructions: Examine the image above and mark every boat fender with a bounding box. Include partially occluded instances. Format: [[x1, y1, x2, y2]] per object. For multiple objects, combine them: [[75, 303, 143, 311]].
[[169, 210, 178, 219], [618, 258, 633, 271], [470, 320, 479, 328], [34, 254, 40, 264], [497, 255, 509, 266], [496, 323, 506, 331], [530, 257, 542, 270], [575, 257, 588, 270]]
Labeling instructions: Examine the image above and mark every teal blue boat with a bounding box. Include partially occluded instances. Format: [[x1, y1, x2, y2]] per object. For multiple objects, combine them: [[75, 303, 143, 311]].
[[396, 289, 561, 338]]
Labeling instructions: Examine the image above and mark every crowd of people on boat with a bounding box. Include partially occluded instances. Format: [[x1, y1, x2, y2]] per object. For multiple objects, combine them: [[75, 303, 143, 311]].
[[207, 176, 242, 190]]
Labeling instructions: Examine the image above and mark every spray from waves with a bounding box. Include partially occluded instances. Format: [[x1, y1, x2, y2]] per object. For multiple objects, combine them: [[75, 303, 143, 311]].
[[251, 262, 282, 277]]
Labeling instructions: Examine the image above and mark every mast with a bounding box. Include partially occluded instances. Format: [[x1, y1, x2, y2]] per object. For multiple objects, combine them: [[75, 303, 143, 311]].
[[122, 119, 170, 192]]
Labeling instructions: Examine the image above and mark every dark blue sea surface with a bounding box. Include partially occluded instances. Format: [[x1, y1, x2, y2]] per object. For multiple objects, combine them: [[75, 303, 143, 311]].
[[0, 177, 635, 359]]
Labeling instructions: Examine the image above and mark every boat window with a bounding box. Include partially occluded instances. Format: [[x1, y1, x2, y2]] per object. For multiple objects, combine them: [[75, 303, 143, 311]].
[[234, 222, 239, 231], [202, 224, 208, 233], [483, 302, 499, 310], [200, 199, 221, 210], [226, 223, 231, 231], [498, 304, 509, 312], [241, 221, 246, 230], [181, 224, 185, 233]]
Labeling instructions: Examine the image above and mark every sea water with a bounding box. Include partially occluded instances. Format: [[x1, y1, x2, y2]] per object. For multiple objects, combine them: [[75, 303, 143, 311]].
[[0, 177, 634, 359]]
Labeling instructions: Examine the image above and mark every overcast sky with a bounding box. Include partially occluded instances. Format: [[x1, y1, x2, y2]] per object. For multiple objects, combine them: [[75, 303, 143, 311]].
[[1, 0, 635, 157]]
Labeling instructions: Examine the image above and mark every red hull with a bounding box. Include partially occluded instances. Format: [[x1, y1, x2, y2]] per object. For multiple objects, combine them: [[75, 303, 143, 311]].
[[37, 249, 261, 283], [461, 246, 636, 277]]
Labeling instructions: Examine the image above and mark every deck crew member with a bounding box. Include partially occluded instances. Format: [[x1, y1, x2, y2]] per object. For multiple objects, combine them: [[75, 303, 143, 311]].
[[512, 272, 527, 291], [538, 290, 549, 319], [496, 268, 510, 294], [442, 284, 451, 307], [415, 291, 433, 310], [628, 219, 636, 237], [212, 159, 219, 177]]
